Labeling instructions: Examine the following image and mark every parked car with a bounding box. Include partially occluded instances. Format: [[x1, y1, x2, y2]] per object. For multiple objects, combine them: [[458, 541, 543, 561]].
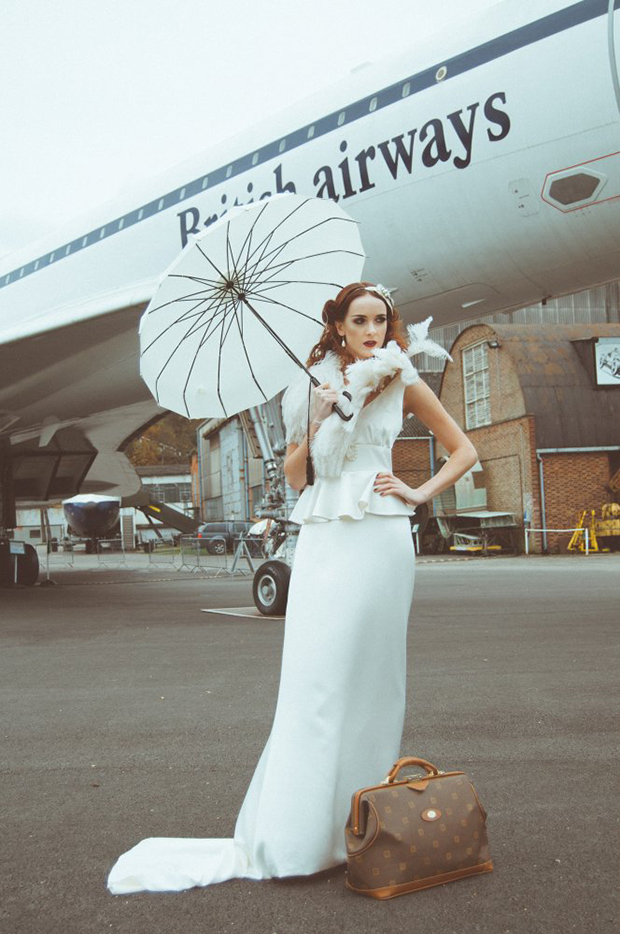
[[195, 521, 263, 556]]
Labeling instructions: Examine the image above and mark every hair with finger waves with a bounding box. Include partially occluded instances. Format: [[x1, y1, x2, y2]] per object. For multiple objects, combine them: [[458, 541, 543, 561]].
[[305, 282, 408, 368]]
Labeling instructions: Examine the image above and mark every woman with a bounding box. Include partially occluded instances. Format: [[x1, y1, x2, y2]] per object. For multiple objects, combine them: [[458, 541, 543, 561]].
[[106, 282, 477, 895]]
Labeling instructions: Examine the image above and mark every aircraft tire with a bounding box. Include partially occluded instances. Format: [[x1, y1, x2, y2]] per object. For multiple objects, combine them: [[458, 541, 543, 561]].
[[253, 560, 290, 616], [0, 540, 39, 586]]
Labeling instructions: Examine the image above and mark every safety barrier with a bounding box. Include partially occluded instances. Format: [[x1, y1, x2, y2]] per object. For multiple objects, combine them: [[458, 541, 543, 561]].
[[145, 538, 179, 569], [36, 541, 76, 577], [178, 535, 230, 576], [97, 539, 127, 568], [524, 527, 590, 555]]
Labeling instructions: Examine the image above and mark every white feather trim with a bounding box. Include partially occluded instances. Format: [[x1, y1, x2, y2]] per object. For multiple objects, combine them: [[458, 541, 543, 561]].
[[281, 317, 451, 477]]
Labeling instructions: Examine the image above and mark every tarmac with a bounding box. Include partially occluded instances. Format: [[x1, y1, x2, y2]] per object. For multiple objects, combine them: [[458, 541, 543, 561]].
[[1, 551, 618, 934]]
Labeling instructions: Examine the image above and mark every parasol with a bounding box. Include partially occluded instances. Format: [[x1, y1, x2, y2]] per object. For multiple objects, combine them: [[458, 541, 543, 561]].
[[139, 194, 365, 419]]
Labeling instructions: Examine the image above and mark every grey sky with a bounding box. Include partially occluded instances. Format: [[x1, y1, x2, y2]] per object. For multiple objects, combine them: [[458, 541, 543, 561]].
[[1, 0, 495, 259]]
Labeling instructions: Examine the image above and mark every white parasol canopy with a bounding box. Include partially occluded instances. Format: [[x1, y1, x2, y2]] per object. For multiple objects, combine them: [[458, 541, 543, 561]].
[[139, 194, 365, 418]]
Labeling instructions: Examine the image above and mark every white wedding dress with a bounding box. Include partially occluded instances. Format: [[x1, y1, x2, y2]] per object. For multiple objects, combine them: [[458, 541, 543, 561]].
[[107, 372, 417, 895]]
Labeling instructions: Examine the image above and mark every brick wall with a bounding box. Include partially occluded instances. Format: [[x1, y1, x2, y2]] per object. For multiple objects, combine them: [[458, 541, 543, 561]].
[[436, 325, 548, 551], [393, 438, 433, 490], [541, 452, 612, 552], [439, 323, 527, 428]]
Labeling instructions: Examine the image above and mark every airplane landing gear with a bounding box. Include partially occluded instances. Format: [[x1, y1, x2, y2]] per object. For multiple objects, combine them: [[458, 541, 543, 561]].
[[0, 540, 39, 587], [252, 560, 291, 616]]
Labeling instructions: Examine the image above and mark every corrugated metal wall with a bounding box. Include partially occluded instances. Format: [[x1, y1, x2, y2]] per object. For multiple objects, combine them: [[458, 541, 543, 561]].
[[414, 281, 620, 372]]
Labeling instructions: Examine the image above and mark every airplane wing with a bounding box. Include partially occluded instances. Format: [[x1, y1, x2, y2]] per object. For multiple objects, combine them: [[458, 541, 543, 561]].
[[2, 0, 620, 511]]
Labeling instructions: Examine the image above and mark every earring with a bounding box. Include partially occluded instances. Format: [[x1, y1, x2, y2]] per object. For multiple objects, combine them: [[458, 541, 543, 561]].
[[341, 337, 346, 348]]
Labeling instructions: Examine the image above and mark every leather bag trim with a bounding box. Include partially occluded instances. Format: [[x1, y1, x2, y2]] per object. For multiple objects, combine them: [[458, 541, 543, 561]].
[[351, 771, 465, 834], [347, 800, 381, 857], [345, 859, 494, 899]]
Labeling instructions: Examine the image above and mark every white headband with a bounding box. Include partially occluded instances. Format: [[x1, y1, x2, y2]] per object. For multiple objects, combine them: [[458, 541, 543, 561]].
[[364, 283, 394, 309]]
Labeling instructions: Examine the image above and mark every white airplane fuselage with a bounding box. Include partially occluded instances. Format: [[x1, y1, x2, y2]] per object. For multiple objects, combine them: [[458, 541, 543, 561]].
[[1, 0, 619, 500]]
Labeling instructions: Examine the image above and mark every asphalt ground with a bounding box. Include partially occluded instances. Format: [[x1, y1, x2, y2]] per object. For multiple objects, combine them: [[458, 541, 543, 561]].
[[1, 554, 618, 934]]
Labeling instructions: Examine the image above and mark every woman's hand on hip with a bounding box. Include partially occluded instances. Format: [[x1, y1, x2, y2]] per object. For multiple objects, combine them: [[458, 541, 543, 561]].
[[373, 472, 428, 507]]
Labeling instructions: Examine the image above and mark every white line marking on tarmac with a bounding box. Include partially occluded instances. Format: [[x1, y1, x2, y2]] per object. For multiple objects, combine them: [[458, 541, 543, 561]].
[[201, 606, 285, 620]]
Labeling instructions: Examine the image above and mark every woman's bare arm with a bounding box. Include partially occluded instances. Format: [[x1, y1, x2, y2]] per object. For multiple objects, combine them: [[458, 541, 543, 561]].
[[374, 378, 478, 506], [283, 429, 319, 491]]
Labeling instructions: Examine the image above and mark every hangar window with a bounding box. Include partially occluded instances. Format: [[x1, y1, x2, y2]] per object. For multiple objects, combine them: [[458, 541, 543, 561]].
[[148, 482, 192, 504], [463, 341, 491, 429]]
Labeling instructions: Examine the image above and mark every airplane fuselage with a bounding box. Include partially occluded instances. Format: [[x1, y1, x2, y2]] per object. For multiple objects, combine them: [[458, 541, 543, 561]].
[[1, 0, 619, 500]]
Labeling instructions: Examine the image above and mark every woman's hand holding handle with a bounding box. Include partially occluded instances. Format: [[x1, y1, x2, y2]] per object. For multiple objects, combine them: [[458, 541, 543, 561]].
[[312, 383, 342, 424], [309, 377, 353, 422]]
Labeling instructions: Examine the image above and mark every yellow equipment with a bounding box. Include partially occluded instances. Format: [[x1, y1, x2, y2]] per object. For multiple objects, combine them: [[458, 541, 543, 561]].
[[567, 510, 599, 553]]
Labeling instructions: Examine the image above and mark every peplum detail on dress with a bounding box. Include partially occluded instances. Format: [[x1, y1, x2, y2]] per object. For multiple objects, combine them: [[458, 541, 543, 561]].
[[288, 467, 416, 523], [289, 404, 417, 525]]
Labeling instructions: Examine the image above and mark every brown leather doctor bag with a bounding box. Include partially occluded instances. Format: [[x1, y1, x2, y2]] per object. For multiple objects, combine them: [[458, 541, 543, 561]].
[[344, 756, 493, 899]]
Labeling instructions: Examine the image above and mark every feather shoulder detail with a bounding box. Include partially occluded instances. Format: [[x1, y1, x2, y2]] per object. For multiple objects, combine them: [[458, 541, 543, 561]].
[[281, 354, 347, 446], [280, 317, 451, 475]]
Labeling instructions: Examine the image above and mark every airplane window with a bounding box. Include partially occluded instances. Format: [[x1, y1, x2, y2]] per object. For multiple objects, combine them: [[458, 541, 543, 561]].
[[157, 198, 164, 210], [65, 245, 71, 255], [369, 97, 377, 112], [34, 260, 39, 270], [337, 111, 346, 126], [49, 252, 55, 262], [179, 188, 186, 200], [19, 267, 24, 277], [402, 82, 411, 97], [279, 139, 286, 153], [436, 66, 447, 82], [226, 165, 233, 178], [252, 152, 259, 165], [82, 236, 88, 246], [307, 125, 315, 139], [138, 208, 144, 220], [201, 176, 209, 189], [99, 228, 106, 238], [118, 218, 124, 230]]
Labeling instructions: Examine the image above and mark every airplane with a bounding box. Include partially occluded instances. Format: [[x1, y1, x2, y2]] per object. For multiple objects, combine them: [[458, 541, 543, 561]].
[[1, 0, 620, 582]]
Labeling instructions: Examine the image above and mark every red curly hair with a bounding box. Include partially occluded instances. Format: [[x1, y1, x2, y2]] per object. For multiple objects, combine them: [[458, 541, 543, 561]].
[[306, 282, 408, 368]]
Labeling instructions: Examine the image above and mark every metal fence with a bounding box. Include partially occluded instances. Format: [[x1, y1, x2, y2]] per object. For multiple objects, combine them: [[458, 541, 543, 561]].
[[97, 539, 127, 568], [524, 527, 591, 555]]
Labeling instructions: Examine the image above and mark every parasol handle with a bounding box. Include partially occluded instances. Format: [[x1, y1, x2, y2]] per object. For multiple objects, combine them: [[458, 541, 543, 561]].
[[238, 295, 353, 421], [309, 374, 353, 422]]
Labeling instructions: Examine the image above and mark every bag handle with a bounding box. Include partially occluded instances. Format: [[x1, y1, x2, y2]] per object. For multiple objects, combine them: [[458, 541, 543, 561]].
[[385, 756, 439, 783]]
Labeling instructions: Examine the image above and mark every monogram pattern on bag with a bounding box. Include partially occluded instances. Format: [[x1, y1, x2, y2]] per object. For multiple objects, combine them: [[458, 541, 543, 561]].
[[346, 773, 491, 893]]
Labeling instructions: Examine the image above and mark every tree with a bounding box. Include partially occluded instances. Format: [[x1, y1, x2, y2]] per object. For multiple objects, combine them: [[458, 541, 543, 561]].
[[125, 413, 202, 466]]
